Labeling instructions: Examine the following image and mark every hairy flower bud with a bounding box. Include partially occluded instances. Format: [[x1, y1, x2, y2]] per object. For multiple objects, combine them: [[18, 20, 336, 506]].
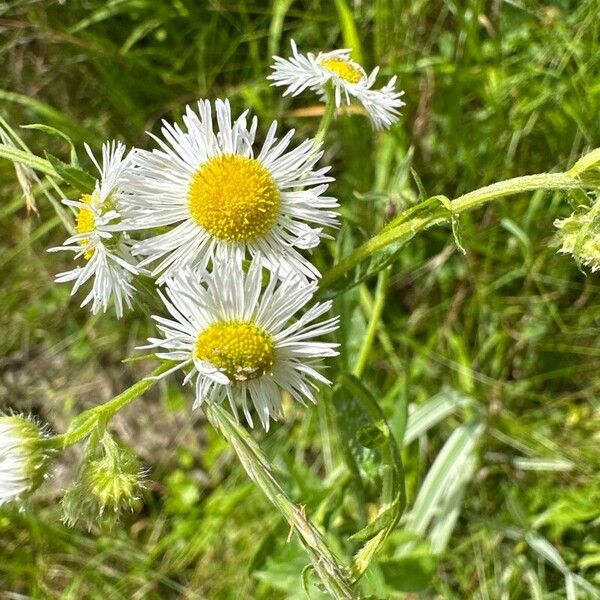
[[0, 414, 52, 505], [555, 206, 600, 272], [62, 433, 145, 529]]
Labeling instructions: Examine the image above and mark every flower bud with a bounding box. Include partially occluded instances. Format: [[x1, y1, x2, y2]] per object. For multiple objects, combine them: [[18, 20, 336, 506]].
[[63, 433, 145, 529], [554, 207, 600, 272], [0, 414, 52, 505]]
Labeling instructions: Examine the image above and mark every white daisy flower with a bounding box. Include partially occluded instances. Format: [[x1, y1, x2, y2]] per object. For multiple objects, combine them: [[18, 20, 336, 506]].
[[49, 141, 139, 318], [145, 258, 339, 430], [269, 39, 405, 130], [0, 414, 51, 506], [118, 99, 338, 283]]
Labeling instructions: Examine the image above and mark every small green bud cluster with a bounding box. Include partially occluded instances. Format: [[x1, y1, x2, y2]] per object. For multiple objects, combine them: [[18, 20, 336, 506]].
[[62, 431, 145, 529], [0, 414, 53, 506], [555, 200, 600, 272]]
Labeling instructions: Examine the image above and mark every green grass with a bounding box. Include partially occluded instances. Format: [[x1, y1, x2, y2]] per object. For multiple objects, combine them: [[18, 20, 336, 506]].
[[1, 0, 600, 598]]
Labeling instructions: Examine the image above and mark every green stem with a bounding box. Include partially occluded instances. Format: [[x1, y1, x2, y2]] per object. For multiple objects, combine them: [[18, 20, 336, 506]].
[[315, 85, 337, 147], [353, 266, 391, 378], [205, 403, 356, 599], [321, 171, 580, 290], [45, 362, 174, 449]]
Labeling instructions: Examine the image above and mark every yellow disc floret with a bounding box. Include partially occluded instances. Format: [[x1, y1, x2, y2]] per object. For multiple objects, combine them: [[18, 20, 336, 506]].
[[194, 320, 276, 381], [76, 194, 96, 260], [320, 57, 365, 84], [187, 154, 281, 242]]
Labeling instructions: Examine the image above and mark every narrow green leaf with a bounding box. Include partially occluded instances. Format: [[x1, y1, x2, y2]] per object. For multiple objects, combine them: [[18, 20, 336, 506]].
[[337, 373, 406, 582], [0, 143, 56, 177], [45, 152, 96, 193], [407, 421, 483, 535], [268, 0, 294, 58], [403, 390, 472, 445], [333, 0, 364, 65]]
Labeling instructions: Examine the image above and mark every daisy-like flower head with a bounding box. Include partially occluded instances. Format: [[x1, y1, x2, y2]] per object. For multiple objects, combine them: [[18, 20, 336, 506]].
[[145, 258, 339, 430], [118, 99, 338, 284], [269, 39, 406, 130], [0, 414, 52, 506], [49, 141, 139, 318]]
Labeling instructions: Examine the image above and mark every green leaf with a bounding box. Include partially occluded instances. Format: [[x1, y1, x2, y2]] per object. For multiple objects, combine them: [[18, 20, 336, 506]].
[[333, 0, 364, 65], [0, 143, 56, 176], [337, 373, 406, 582], [22, 123, 79, 165], [406, 421, 483, 535], [403, 390, 473, 446], [567, 147, 600, 179], [356, 421, 387, 449], [45, 152, 95, 193]]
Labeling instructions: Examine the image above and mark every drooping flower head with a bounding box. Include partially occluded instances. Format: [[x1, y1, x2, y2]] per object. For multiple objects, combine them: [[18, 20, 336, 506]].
[[0, 414, 52, 506], [119, 99, 338, 284], [49, 141, 139, 318], [145, 258, 339, 430], [269, 40, 405, 130]]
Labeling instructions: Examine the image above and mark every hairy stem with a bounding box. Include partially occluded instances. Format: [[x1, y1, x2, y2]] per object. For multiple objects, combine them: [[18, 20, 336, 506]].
[[206, 403, 357, 599], [321, 171, 581, 290], [46, 362, 174, 449]]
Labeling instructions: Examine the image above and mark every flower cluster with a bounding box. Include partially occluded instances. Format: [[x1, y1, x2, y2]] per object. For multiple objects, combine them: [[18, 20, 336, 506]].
[[46, 42, 404, 430]]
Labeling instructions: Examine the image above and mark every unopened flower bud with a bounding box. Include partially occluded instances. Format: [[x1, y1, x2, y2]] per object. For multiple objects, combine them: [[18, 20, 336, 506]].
[[555, 207, 600, 272], [0, 414, 52, 506], [63, 433, 145, 529]]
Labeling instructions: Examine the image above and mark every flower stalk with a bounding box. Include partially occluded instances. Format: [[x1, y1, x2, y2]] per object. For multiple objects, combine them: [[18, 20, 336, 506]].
[[205, 403, 356, 600], [44, 361, 174, 450], [321, 170, 584, 290]]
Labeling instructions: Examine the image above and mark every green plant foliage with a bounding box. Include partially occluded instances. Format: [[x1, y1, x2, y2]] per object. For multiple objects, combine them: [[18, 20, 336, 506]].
[[1, 1, 600, 598]]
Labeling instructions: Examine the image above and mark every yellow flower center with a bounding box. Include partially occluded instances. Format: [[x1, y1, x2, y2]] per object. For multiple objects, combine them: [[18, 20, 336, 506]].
[[320, 57, 364, 84], [76, 194, 96, 260], [194, 320, 276, 381], [187, 154, 281, 243]]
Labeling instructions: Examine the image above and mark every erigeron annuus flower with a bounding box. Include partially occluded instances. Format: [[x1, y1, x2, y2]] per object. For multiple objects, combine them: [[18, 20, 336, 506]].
[[269, 40, 405, 130], [49, 141, 139, 318], [144, 258, 339, 430], [118, 99, 338, 283], [0, 414, 52, 505]]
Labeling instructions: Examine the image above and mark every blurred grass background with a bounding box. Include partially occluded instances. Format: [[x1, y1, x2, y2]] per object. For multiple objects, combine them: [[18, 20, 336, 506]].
[[1, 0, 600, 598]]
